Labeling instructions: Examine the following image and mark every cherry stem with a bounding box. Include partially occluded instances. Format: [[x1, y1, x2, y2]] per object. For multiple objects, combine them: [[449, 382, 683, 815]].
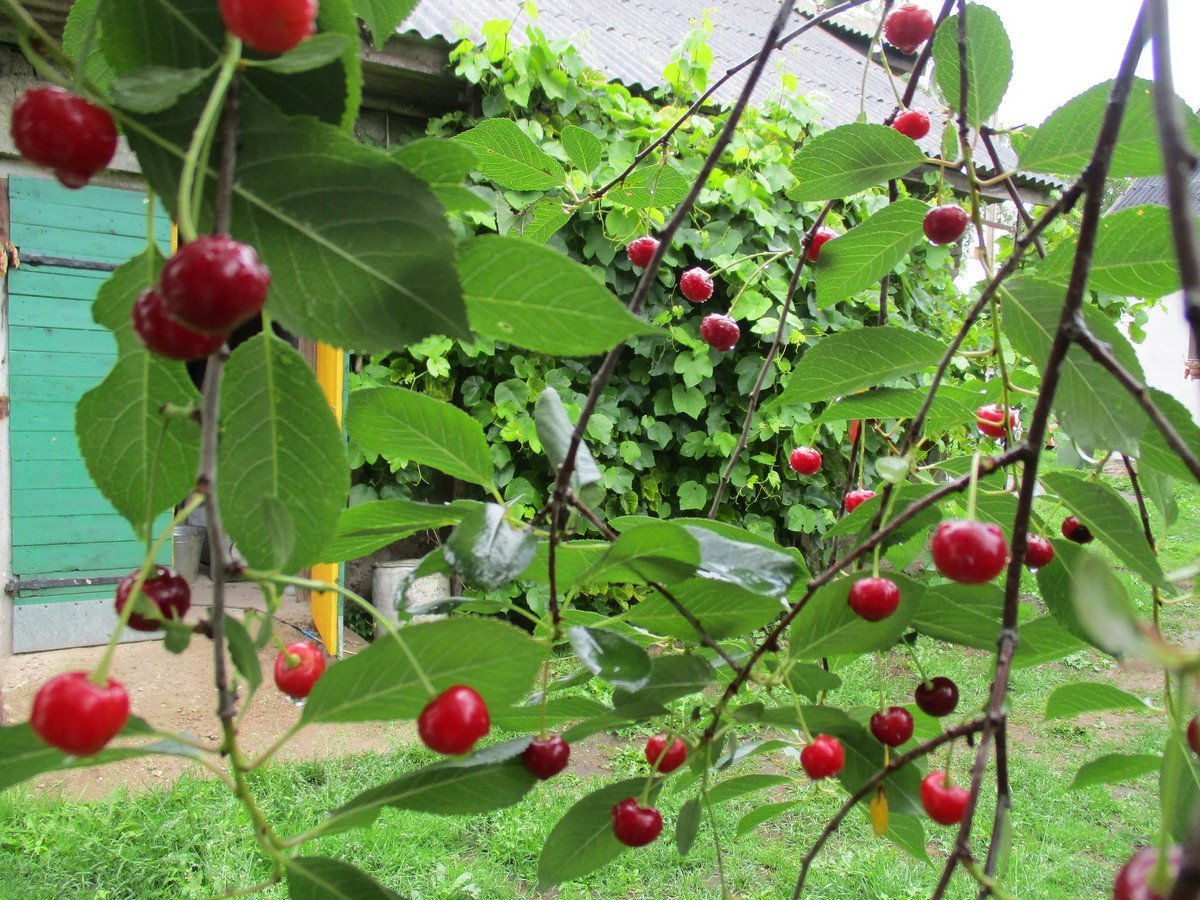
[[965, 450, 982, 521], [70, 0, 104, 94], [875, 653, 886, 712], [901, 638, 930, 686]]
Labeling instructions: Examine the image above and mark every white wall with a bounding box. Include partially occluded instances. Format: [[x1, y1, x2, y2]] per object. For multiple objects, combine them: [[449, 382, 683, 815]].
[[1133, 293, 1200, 421]]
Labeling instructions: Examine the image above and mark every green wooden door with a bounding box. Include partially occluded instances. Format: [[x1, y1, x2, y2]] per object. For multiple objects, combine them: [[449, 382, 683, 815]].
[[7, 176, 173, 652]]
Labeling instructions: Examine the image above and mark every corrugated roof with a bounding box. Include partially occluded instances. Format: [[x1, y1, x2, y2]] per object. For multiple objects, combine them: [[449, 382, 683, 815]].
[[1110, 172, 1200, 212]]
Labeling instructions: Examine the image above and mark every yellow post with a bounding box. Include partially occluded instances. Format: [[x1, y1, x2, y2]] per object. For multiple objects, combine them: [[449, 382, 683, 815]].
[[311, 342, 345, 656]]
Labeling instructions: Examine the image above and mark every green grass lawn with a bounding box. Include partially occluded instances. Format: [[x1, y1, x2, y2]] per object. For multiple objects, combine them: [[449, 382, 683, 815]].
[[1, 477, 1196, 899]]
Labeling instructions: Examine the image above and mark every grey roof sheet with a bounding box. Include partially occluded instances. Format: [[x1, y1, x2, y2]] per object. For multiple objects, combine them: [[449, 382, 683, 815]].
[[1111, 172, 1200, 212]]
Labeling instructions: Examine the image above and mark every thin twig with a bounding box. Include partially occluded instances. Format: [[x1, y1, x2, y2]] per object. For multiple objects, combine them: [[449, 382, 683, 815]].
[[980, 127, 1044, 259]]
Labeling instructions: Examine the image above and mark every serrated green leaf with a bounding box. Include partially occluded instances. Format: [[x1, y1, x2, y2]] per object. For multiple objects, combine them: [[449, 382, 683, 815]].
[[1068, 552, 1145, 658], [568, 626, 652, 691], [517, 197, 574, 243], [1037, 539, 1120, 643], [285, 856, 401, 899], [0, 721, 185, 792], [610, 653, 714, 710], [913, 582, 1003, 649], [1140, 389, 1200, 482], [459, 235, 657, 355], [443, 503, 536, 591], [789, 573, 921, 659], [562, 124, 602, 175], [606, 164, 689, 209], [706, 774, 791, 807], [675, 797, 702, 856], [454, 118, 566, 190], [627, 578, 783, 642], [110, 65, 211, 113], [301, 618, 546, 724], [1044, 682, 1149, 720], [816, 384, 977, 434], [225, 616, 262, 697], [347, 386, 494, 489], [322, 499, 474, 563], [390, 138, 489, 213], [789, 124, 926, 201], [534, 387, 605, 507], [683, 526, 798, 597], [931, 4, 1013, 127], [577, 522, 700, 587], [736, 800, 800, 836], [76, 351, 200, 541], [250, 33, 351, 74], [92, 247, 165, 358], [219, 335, 348, 574], [351, 0, 420, 48], [779, 326, 946, 407], [1071, 752, 1161, 790], [783, 663, 842, 700], [1161, 734, 1200, 843], [816, 199, 927, 307], [1012, 616, 1087, 668], [836, 725, 925, 817]]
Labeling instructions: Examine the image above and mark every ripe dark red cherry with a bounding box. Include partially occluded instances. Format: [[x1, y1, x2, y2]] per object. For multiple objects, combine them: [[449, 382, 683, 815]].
[[915, 676, 959, 717], [976, 403, 1018, 439], [644, 734, 687, 773], [884, 4, 935, 54], [218, 0, 317, 55], [680, 267, 715, 303], [1024, 535, 1055, 569], [523, 735, 570, 780], [892, 108, 932, 140], [418, 685, 490, 755], [611, 797, 663, 846], [789, 446, 822, 476], [807, 226, 838, 261], [931, 519, 1008, 584], [920, 772, 969, 825], [844, 488, 877, 513], [700, 313, 739, 352], [1187, 718, 1200, 756], [923, 204, 970, 244], [11, 86, 118, 189], [159, 236, 271, 335], [273, 642, 326, 699], [30, 671, 130, 756], [1061, 516, 1094, 544], [132, 288, 227, 361], [848, 576, 901, 622], [1113, 845, 1183, 900], [870, 706, 915, 747], [800, 734, 845, 780], [114, 566, 191, 632], [626, 235, 660, 269]]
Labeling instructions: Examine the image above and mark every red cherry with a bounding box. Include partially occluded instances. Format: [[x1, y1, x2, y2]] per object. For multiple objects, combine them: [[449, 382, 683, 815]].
[[700, 313, 739, 352], [1113, 845, 1183, 900], [870, 706, 915, 747], [892, 108, 932, 140], [848, 576, 901, 622], [680, 267, 715, 303], [523, 735, 570, 780], [924, 204, 970, 244], [884, 5, 935, 54], [273, 642, 326, 699], [931, 519, 1008, 584], [1187, 718, 1200, 756], [1024, 535, 1055, 569], [807, 226, 838, 262], [11, 87, 118, 189], [914, 676, 959, 717], [30, 671, 130, 756], [626, 235, 660, 269], [218, 0, 317, 54], [131, 288, 227, 361], [611, 797, 663, 847], [114, 566, 191, 632], [800, 734, 845, 780], [417, 685, 490, 755], [1061, 516, 1094, 544], [844, 488, 877, 513], [920, 771, 969, 825], [975, 403, 1018, 439], [789, 446, 822, 476], [644, 734, 687, 773], [159, 236, 270, 335]]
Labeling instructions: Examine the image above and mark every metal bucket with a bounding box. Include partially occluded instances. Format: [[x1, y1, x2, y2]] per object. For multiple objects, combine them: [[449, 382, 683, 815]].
[[371, 560, 450, 636], [173, 525, 206, 583]]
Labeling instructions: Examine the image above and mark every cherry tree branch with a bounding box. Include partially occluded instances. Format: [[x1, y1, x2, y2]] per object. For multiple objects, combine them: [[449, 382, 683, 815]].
[[979, 127, 1044, 260]]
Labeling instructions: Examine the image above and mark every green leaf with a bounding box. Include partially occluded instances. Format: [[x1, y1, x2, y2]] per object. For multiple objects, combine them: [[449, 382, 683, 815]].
[[931, 4, 1013, 127], [676, 797, 702, 856], [1020, 78, 1200, 177], [351, 0, 420, 48], [1140, 389, 1200, 482], [789, 124, 926, 201], [816, 199, 928, 307], [225, 616, 262, 696], [323, 499, 473, 563], [706, 774, 791, 807], [1002, 277, 1147, 454], [1012, 616, 1087, 668], [533, 388, 605, 507], [91, 246, 165, 358], [110, 65, 210, 113], [390, 138, 488, 213], [788, 574, 921, 659], [454, 118, 566, 190], [250, 34, 352, 74], [610, 653, 714, 710], [606, 164, 690, 209], [1161, 733, 1200, 843], [577, 522, 700, 587], [627, 578, 783, 642], [517, 197, 574, 244], [219, 335, 348, 574], [778, 326, 946, 407], [836, 725, 925, 817], [1034, 205, 1189, 299], [1069, 551, 1145, 658], [816, 384, 977, 434], [783, 663, 842, 700], [1040, 470, 1165, 587], [537, 778, 661, 887], [302, 618, 546, 724], [736, 800, 800, 837], [1044, 682, 1149, 720], [877, 812, 931, 864], [1070, 753, 1161, 790], [683, 526, 798, 597], [490, 696, 608, 732], [285, 856, 401, 899], [519, 540, 609, 586], [459, 235, 657, 356], [347, 386, 494, 489], [75, 351, 200, 541], [913, 582, 1003, 649], [443, 503, 536, 591], [561, 124, 602, 175], [568, 626, 653, 691]]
